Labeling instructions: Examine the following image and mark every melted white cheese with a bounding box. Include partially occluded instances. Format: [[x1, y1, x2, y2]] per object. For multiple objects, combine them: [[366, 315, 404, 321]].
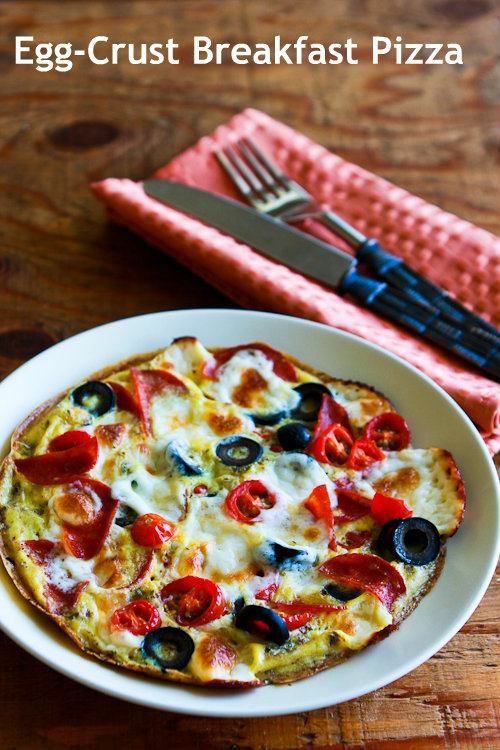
[[204, 349, 300, 414], [365, 449, 462, 535]]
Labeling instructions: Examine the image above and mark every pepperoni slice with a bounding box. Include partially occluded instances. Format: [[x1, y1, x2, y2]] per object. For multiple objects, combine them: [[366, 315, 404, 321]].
[[45, 580, 88, 615], [117, 550, 154, 590], [312, 394, 351, 443], [203, 343, 297, 382], [109, 382, 140, 416], [95, 423, 127, 448], [334, 489, 372, 524], [14, 431, 98, 486], [22, 539, 57, 564], [320, 553, 406, 609], [131, 368, 187, 436], [61, 478, 119, 560]]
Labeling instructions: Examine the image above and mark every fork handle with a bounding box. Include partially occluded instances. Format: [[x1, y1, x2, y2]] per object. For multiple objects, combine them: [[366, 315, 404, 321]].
[[318, 211, 500, 348], [356, 238, 500, 348], [339, 269, 500, 381]]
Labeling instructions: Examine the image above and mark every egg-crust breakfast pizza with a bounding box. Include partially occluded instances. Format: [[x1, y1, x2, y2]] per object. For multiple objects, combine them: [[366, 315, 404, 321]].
[[0, 337, 465, 686]]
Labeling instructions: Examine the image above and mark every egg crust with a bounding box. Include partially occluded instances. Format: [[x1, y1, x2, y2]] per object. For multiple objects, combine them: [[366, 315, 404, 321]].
[[0, 339, 464, 687]]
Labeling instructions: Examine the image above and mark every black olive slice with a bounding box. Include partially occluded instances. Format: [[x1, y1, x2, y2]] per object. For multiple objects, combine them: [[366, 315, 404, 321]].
[[216, 436, 263, 467], [235, 605, 289, 645], [291, 383, 331, 422], [114, 504, 139, 528], [250, 410, 287, 426], [277, 422, 311, 451], [167, 442, 203, 477], [233, 596, 246, 614], [71, 381, 116, 417], [323, 582, 362, 602], [377, 517, 441, 566], [142, 627, 195, 670], [256, 541, 315, 571]]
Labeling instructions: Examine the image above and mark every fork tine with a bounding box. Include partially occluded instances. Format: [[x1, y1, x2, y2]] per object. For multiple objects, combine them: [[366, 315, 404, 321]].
[[238, 139, 280, 194], [242, 137, 291, 187], [223, 145, 266, 197], [215, 148, 254, 200]]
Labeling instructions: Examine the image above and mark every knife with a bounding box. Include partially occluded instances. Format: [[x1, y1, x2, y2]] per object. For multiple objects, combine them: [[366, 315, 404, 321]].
[[143, 180, 500, 380]]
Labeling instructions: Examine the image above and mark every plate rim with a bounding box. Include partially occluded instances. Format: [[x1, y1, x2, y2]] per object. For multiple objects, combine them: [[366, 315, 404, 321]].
[[0, 307, 498, 717]]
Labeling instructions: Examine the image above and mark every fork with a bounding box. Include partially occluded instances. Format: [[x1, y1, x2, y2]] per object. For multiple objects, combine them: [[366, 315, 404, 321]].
[[216, 138, 500, 348]]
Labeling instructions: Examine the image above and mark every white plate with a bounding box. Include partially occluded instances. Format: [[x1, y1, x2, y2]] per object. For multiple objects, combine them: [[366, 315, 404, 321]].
[[0, 309, 498, 717]]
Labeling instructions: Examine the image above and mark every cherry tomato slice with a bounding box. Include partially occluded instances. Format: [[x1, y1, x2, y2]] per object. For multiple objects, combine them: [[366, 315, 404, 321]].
[[310, 423, 353, 465], [347, 439, 385, 470], [110, 599, 161, 636], [225, 480, 276, 524], [370, 492, 413, 526], [14, 432, 99, 486], [161, 576, 226, 627], [131, 513, 176, 548], [363, 413, 411, 451]]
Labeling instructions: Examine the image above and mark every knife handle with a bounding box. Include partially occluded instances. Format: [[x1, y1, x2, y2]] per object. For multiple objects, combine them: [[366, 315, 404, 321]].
[[340, 270, 500, 381], [356, 238, 500, 348]]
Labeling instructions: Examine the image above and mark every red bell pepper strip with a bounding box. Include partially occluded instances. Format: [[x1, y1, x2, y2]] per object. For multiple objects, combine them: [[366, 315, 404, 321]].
[[370, 492, 413, 526], [304, 484, 336, 548], [131, 367, 188, 436], [225, 480, 276, 524], [110, 599, 161, 636], [320, 553, 406, 609], [271, 601, 345, 614], [279, 612, 314, 630], [312, 394, 351, 443], [347, 439, 385, 470], [203, 343, 297, 382], [61, 477, 119, 560], [272, 600, 345, 630], [334, 489, 372, 525], [255, 578, 280, 601], [161, 575, 226, 627], [14, 431, 98, 486], [310, 423, 353, 466], [363, 412, 411, 451], [109, 381, 140, 416]]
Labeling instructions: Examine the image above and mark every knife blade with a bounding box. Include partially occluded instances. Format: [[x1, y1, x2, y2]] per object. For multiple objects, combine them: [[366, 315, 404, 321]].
[[142, 180, 499, 380], [144, 179, 355, 287]]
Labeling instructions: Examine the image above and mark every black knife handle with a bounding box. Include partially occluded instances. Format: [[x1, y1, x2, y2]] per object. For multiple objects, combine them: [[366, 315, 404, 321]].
[[339, 269, 500, 381], [357, 238, 500, 348]]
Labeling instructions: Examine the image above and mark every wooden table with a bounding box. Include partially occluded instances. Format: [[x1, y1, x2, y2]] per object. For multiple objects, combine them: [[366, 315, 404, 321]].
[[0, 2, 498, 747]]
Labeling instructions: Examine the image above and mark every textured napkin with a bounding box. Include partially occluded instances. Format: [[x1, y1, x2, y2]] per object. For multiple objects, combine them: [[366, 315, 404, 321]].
[[91, 108, 500, 452]]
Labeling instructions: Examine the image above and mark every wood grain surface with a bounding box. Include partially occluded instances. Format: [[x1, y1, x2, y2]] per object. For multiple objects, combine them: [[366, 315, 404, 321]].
[[0, 1, 499, 748]]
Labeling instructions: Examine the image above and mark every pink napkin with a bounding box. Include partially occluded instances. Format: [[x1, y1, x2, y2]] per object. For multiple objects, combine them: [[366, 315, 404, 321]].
[[91, 108, 500, 452]]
